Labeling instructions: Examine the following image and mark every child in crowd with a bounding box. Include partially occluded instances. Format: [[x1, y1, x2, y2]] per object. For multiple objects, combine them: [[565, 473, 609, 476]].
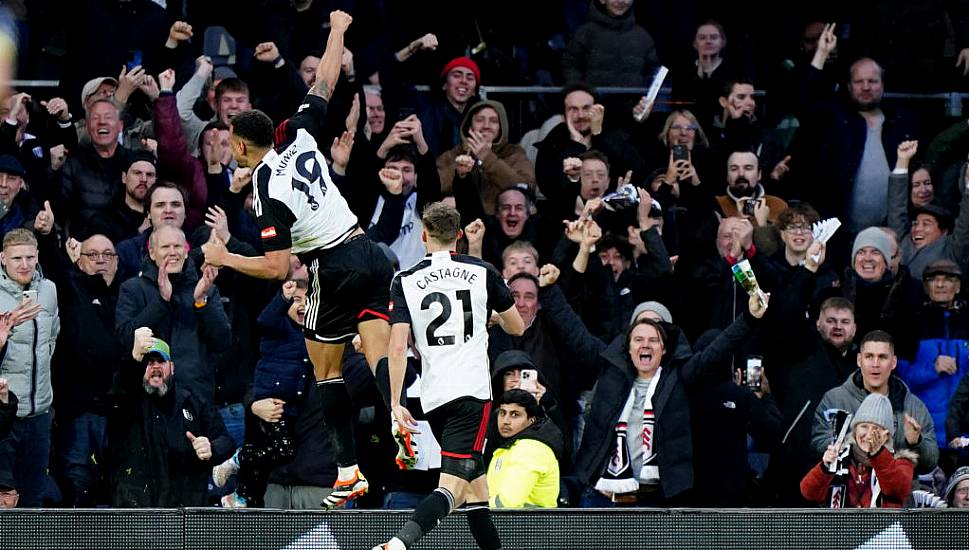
[[214, 279, 310, 507]]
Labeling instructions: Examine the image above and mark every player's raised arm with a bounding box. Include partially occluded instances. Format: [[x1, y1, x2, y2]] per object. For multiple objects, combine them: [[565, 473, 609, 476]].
[[309, 10, 352, 102]]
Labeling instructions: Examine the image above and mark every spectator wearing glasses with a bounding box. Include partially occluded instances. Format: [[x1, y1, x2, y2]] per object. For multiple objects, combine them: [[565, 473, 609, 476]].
[[766, 203, 839, 313], [640, 110, 714, 211], [41, 234, 126, 506]]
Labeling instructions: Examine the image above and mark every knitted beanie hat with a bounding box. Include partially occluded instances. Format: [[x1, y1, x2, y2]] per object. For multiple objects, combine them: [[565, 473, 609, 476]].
[[851, 227, 892, 265], [851, 393, 894, 435]]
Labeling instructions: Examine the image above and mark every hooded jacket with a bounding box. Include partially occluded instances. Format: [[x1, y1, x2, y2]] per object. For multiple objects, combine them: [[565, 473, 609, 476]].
[[0, 268, 59, 418], [561, 1, 660, 87], [487, 416, 563, 508], [811, 371, 938, 473], [488, 349, 573, 472], [115, 255, 231, 400], [436, 100, 535, 215]]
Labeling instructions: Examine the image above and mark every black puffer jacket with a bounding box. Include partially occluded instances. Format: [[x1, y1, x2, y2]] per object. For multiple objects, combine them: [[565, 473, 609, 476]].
[[115, 256, 231, 400], [574, 311, 760, 499], [58, 144, 132, 239], [561, 1, 660, 87]]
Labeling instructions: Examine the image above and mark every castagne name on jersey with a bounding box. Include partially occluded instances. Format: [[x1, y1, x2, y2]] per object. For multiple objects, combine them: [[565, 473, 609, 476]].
[[414, 265, 479, 290]]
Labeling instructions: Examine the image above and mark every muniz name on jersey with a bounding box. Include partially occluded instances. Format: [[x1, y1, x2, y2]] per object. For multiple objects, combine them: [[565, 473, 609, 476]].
[[253, 129, 357, 254]]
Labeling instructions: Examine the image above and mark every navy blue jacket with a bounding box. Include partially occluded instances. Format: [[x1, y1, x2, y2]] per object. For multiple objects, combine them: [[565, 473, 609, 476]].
[[254, 292, 310, 417]]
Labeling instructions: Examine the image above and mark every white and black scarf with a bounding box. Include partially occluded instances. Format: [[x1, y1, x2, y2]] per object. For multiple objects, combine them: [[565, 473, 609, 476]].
[[595, 369, 662, 494]]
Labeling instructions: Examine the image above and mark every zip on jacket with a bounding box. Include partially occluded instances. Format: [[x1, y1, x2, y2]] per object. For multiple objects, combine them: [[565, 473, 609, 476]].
[[28, 317, 37, 416]]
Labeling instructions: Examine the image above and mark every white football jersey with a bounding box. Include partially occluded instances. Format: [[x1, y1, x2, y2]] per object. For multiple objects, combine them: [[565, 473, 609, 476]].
[[253, 96, 358, 254], [389, 251, 514, 412]]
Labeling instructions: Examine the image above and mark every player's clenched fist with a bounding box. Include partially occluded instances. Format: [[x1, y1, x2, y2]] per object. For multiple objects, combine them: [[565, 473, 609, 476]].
[[330, 10, 352, 32]]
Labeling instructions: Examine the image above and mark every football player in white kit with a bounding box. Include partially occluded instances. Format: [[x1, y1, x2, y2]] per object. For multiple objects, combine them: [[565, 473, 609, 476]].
[[202, 10, 405, 508], [374, 202, 524, 550]]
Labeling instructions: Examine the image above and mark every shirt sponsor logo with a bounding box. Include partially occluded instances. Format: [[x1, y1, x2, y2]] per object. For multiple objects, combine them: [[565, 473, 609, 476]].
[[261, 226, 277, 239]]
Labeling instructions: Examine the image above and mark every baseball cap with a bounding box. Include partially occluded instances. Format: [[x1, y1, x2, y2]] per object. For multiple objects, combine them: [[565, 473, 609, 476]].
[[0, 154, 24, 177], [145, 338, 171, 362], [80, 76, 119, 107]]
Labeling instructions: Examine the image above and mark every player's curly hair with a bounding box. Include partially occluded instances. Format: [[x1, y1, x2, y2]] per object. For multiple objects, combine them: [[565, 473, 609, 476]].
[[421, 201, 462, 244], [230, 110, 274, 148]]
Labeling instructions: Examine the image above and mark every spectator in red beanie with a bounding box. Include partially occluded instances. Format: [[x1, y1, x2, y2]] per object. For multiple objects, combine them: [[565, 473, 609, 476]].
[[417, 56, 481, 156]]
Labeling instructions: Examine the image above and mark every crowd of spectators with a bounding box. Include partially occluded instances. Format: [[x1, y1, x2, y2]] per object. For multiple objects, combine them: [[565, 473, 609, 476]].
[[1, 0, 969, 511]]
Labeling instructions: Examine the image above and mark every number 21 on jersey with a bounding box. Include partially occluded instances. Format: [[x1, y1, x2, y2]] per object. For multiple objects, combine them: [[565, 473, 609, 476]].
[[420, 290, 473, 346]]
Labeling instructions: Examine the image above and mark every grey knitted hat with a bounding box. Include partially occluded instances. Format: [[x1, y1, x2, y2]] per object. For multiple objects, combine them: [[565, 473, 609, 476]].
[[851, 227, 893, 265], [851, 393, 894, 434], [629, 301, 673, 325]]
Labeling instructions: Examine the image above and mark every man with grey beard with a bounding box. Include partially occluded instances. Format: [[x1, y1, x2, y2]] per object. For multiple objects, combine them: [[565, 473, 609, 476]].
[[106, 331, 233, 507]]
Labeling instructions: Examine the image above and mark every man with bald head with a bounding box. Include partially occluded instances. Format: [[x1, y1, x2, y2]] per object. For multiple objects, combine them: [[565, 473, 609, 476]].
[[46, 233, 126, 505], [800, 25, 919, 235], [679, 216, 777, 339], [116, 224, 231, 401]]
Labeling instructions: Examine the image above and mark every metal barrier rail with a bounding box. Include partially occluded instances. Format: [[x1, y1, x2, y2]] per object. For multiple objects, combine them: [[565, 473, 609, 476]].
[[13, 81, 967, 116]]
